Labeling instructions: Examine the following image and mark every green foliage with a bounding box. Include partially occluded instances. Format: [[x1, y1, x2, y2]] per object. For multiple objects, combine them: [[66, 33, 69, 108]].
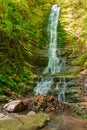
[[0, 88, 3, 95], [7, 80, 18, 90], [15, 76, 20, 83], [21, 71, 29, 82], [0, 74, 6, 84], [0, 0, 87, 85], [0, 74, 19, 91], [21, 77, 27, 82], [0, 0, 48, 46], [74, 0, 83, 9], [76, 53, 87, 65], [6, 68, 12, 75], [23, 71, 29, 78], [1, 1, 24, 38], [83, 114, 87, 119]]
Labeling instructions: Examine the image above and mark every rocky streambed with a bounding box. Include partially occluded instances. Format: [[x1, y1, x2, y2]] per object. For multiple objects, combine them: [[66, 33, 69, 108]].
[[41, 113, 87, 130], [0, 93, 87, 130], [0, 71, 87, 130]]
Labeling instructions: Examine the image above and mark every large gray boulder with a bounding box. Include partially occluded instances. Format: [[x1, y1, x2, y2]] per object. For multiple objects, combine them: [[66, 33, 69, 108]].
[[3, 100, 25, 112]]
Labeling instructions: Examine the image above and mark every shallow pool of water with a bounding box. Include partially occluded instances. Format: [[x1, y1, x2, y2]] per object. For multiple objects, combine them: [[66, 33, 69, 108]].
[[41, 113, 87, 130]]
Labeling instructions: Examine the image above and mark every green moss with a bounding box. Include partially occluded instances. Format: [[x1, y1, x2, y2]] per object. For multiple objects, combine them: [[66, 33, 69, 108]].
[[0, 88, 3, 95], [0, 74, 19, 92], [6, 68, 12, 75], [76, 53, 87, 65], [83, 114, 87, 119], [23, 71, 29, 78]]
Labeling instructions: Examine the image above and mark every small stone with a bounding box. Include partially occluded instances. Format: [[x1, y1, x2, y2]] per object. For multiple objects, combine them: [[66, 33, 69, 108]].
[[84, 83, 87, 87], [0, 113, 4, 118], [27, 111, 36, 116]]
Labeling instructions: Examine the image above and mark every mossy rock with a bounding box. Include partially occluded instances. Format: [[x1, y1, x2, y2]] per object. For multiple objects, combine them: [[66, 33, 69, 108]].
[[76, 53, 87, 65], [66, 94, 81, 103], [65, 87, 80, 95], [18, 82, 33, 94], [0, 112, 49, 130], [3, 87, 12, 96], [0, 95, 9, 102]]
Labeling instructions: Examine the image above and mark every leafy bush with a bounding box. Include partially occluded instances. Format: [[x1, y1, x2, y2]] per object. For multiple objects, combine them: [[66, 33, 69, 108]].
[[0, 74, 19, 91], [6, 68, 12, 75], [21, 77, 27, 82], [0, 88, 3, 95], [0, 74, 6, 84], [76, 53, 87, 65], [83, 114, 87, 119], [23, 71, 29, 78]]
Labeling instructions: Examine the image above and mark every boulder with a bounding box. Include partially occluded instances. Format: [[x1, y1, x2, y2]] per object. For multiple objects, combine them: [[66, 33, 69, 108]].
[[3, 100, 25, 112], [27, 111, 36, 116], [0, 112, 49, 130]]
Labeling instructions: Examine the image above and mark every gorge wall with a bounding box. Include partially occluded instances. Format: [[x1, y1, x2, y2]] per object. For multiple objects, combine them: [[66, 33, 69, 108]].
[[0, 0, 87, 97]]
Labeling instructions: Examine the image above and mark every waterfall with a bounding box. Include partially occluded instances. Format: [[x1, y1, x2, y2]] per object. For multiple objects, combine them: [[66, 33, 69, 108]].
[[58, 78, 67, 102], [34, 78, 53, 95], [34, 4, 67, 100], [43, 4, 63, 74]]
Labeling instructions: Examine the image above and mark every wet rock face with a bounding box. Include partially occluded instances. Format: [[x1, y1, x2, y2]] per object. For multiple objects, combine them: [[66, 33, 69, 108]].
[[47, 77, 80, 102], [66, 81, 76, 87], [3, 100, 25, 112], [0, 112, 49, 130]]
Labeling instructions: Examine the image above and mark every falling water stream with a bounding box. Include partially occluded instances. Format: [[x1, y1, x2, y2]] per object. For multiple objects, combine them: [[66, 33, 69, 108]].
[[34, 4, 66, 101], [43, 4, 61, 74]]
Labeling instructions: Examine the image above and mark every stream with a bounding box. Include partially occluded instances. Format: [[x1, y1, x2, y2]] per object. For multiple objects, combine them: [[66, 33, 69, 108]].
[[41, 113, 87, 130]]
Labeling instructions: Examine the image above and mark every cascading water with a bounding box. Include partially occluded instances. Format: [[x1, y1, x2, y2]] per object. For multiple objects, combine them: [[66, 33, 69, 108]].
[[34, 4, 67, 100], [57, 78, 67, 102], [43, 4, 62, 74], [34, 78, 53, 95]]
